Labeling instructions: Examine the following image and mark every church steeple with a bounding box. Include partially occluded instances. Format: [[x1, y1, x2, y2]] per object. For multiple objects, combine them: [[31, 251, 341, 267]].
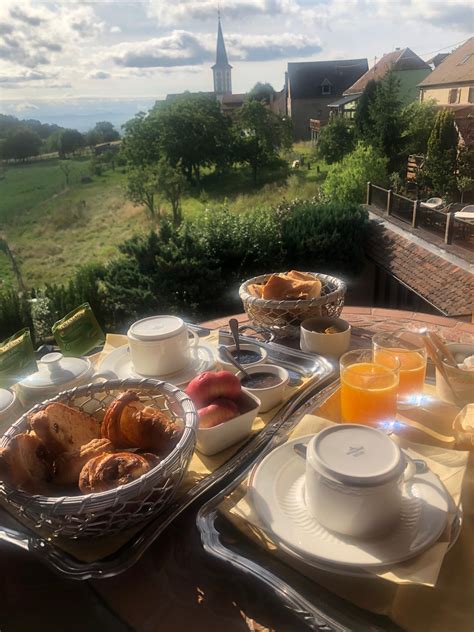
[[212, 14, 232, 96]]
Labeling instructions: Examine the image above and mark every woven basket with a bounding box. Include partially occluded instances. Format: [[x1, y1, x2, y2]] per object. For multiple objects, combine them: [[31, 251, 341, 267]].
[[239, 272, 347, 339], [0, 378, 198, 539]]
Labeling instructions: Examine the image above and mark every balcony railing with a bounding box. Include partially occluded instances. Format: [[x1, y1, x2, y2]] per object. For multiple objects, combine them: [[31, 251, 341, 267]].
[[366, 182, 473, 253]]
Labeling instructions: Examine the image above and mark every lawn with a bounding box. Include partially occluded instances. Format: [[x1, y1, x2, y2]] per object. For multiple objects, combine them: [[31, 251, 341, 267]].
[[0, 143, 328, 291]]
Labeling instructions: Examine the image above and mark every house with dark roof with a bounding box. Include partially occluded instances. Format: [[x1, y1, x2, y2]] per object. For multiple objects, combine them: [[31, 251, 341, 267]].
[[286, 58, 368, 140]]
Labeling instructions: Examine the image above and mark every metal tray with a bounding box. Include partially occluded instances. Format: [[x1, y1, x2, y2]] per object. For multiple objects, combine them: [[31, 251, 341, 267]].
[[0, 338, 335, 580], [197, 381, 463, 632]]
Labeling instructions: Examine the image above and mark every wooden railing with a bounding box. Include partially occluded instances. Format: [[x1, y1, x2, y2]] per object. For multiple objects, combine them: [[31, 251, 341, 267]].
[[366, 182, 473, 252]]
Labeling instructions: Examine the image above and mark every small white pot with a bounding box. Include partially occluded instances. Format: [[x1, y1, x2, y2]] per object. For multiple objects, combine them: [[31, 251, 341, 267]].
[[238, 364, 289, 413], [127, 315, 199, 377], [17, 352, 115, 405], [305, 425, 412, 539], [300, 316, 351, 359], [0, 388, 23, 434], [196, 391, 260, 456], [218, 343, 267, 374]]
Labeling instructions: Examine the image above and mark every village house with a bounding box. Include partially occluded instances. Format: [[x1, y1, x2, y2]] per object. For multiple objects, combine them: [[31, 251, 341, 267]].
[[418, 37, 474, 148], [329, 48, 431, 121], [286, 58, 368, 140]]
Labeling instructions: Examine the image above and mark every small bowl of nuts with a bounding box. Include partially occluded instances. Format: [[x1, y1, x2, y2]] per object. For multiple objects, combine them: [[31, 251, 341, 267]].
[[300, 316, 351, 359]]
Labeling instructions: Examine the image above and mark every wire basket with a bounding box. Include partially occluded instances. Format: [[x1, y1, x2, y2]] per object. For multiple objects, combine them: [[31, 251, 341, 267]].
[[0, 379, 198, 540], [239, 272, 347, 339]]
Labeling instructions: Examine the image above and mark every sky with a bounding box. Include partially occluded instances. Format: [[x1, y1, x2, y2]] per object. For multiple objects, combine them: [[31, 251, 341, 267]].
[[0, 0, 472, 131]]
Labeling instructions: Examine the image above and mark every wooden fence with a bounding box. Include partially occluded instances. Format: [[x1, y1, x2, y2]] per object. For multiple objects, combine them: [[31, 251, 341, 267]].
[[366, 182, 473, 252]]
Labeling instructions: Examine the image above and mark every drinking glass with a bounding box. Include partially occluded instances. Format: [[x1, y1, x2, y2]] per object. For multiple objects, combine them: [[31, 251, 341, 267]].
[[372, 330, 427, 406], [340, 349, 399, 427]]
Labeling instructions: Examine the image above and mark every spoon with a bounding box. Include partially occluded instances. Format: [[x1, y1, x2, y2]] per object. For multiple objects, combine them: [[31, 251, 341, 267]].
[[218, 345, 251, 379], [293, 443, 428, 473], [229, 318, 241, 359]]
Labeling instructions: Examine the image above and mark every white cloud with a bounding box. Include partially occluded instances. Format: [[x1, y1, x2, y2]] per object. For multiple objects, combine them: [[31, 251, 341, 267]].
[[107, 29, 322, 67], [86, 70, 111, 80], [14, 101, 39, 112], [110, 26, 121, 34]]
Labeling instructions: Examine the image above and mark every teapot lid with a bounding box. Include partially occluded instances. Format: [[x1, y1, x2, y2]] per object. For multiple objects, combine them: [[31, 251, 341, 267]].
[[128, 316, 185, 341], [19, 352, 91, 389], [309, 424, 403, 486]]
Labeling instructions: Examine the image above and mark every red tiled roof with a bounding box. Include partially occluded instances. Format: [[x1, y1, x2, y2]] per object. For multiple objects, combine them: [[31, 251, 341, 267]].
[[345, 48, 429, 95], [366, 222, 473, 318], [419, 37, 474, 88]]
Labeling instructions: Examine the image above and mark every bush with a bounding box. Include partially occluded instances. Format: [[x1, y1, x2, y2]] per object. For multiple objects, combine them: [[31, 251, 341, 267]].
[[323, 142, 387, 203], [278, 199, 368, 273], [317, 118, 354, 164], [0, 289, 33, 342]]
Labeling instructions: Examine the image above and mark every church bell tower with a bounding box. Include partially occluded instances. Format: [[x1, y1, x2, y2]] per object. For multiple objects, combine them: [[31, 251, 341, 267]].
[[212, 14, 232, 96]]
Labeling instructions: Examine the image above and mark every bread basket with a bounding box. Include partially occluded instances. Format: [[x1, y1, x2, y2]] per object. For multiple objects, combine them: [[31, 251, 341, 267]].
[[239, 272, 347, 339], [0, 378, 198, 539]]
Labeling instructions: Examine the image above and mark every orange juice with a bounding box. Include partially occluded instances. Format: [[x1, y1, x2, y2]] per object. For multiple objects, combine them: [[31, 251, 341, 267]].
[[374, 348, 426, 400], [341, 362, 398, 425]]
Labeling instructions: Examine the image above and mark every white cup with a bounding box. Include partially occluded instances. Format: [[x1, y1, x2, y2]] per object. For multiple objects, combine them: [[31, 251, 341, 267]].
[[304, 425, 415, 539], [127, 316, 199, 376]]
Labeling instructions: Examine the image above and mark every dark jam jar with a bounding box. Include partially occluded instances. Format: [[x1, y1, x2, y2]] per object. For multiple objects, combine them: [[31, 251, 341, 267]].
[[231, 349, 262, 365], [241, 372, 282, 389]]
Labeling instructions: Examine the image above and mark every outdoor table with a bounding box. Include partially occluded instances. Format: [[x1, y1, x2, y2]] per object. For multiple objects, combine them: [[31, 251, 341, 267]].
[[1, 307, 473, 632]]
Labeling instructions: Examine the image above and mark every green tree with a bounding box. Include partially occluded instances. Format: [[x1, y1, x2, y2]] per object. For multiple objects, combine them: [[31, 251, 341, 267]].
[[156, 158, 186, 225], [121, 111, 161, 168], [59, 129, 84, 157], [235, 100, 292, 184], [92, 121, 120, 142], [368, 72, 403, 170], [323, 142, 388, 203], [248, 82, 275, 104], [2, 128, 42, 161], [317, 117, 354, 164], [401, 100, 436, 157], [84, 129, 101, 150], [354, 79, 378, 141], [421, 109, 458, 197], [126, 165, 159, 218], [154, 93, 232, 184]]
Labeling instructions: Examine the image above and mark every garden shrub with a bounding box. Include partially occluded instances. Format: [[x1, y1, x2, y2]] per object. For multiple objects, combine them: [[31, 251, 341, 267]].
[[323, 142, 387, 203], [0, 289, 33, 342], [278, 199, 369, 273], [0, 200, 370, 341]]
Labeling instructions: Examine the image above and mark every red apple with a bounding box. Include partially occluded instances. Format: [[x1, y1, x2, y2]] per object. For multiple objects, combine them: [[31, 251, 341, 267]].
[[186, 371, 241, 408], [198, 398, 239, 429]]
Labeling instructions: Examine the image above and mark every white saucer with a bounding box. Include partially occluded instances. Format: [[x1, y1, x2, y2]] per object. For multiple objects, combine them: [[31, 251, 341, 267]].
[[99, 343, 217, 387], [250, 435, 449, 568]]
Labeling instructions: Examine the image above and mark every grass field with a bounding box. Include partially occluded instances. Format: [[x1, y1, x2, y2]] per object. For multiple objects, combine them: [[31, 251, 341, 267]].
[[0, 142, 327, 291]]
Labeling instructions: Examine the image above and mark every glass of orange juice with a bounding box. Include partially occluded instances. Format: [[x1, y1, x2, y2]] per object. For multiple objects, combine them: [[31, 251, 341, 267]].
[[340, 349, 400, 427], [373, 331, 427, 406]]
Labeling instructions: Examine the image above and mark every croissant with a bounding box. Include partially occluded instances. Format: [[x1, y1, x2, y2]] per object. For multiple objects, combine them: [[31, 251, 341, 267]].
[[102, 391, 180, 454], [78, 452, 151, 493], [54, 438, 115, 486]]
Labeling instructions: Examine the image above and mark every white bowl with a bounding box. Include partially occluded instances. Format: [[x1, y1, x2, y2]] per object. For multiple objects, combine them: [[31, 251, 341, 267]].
[[300, 316, 351, 359], [196, 391, 260, 456], [238, 364, 289, 413], [218, 343, 268, 374]]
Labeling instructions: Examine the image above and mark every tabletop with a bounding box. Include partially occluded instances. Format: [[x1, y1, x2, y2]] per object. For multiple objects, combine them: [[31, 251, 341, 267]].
[[1, 307, 473, 632]]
